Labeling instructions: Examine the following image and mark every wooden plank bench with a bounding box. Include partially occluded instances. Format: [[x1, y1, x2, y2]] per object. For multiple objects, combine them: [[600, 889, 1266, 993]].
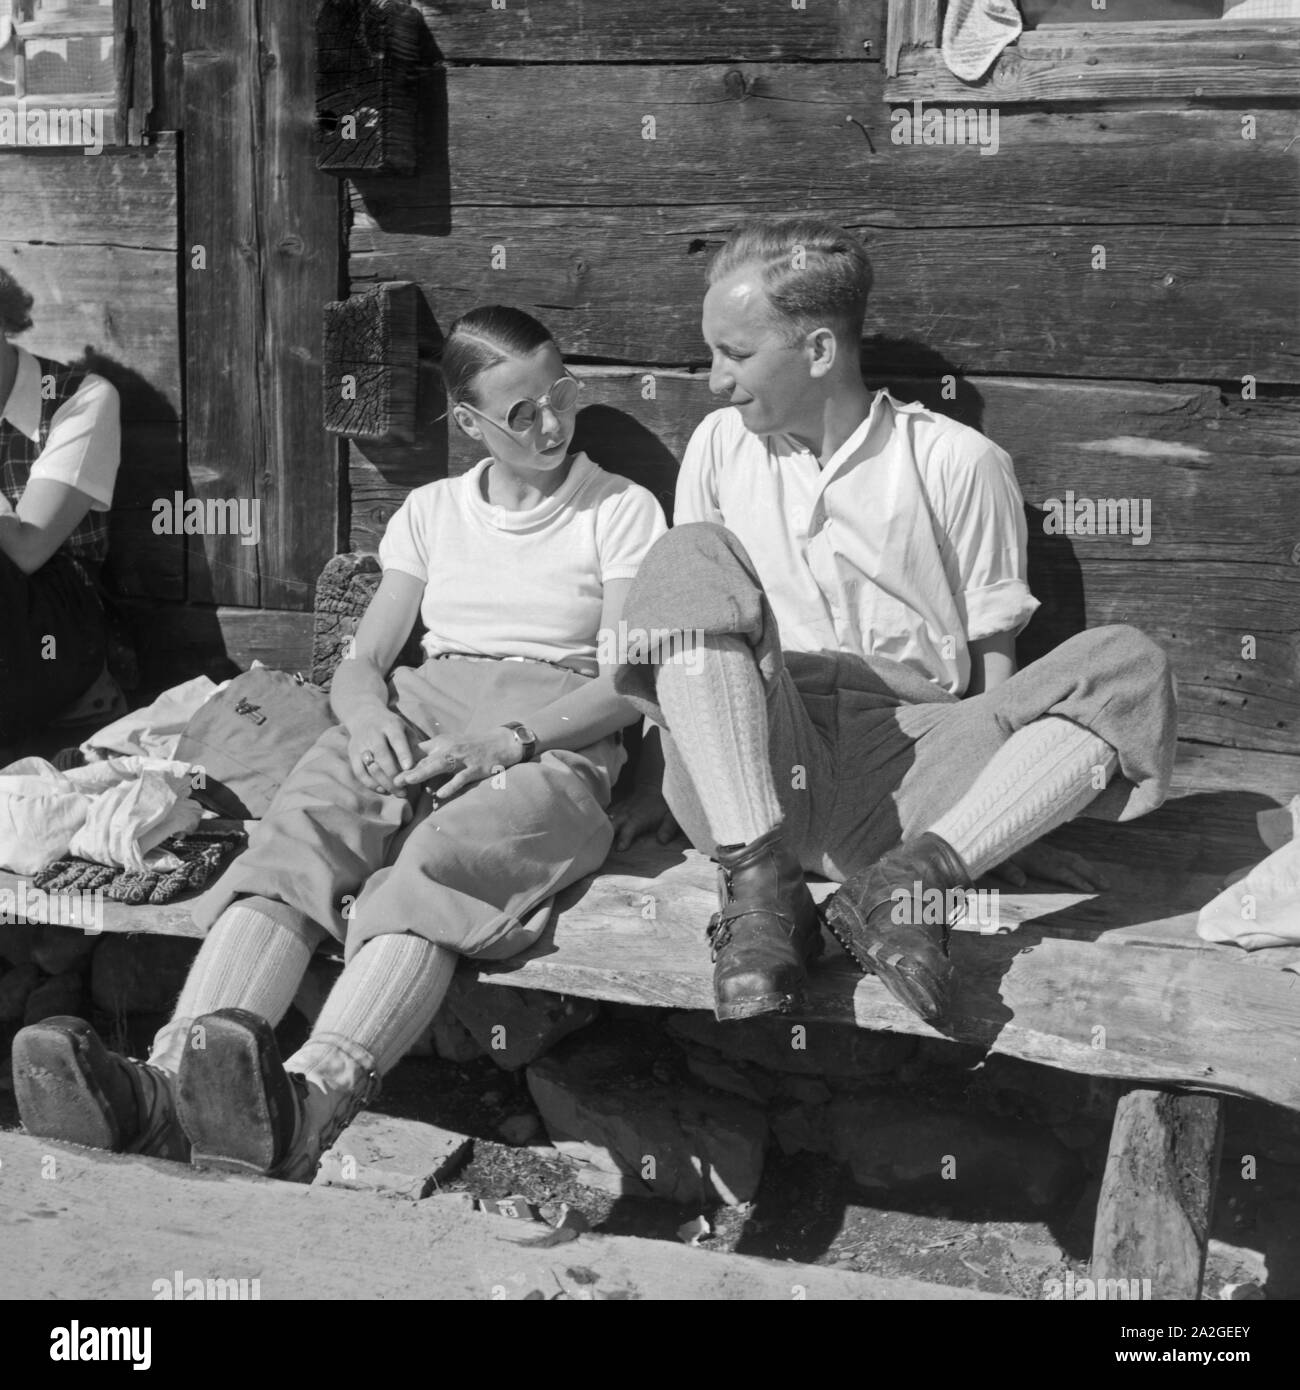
[[3, 738, 1296, 1297]]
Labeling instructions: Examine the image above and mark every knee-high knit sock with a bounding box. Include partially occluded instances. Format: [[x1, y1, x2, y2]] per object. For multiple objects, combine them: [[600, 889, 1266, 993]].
[[655, 635, 782, 848], [928, 717, 1118, 880], [148, 897, 328, 1074], [285, 933, 457, 1089]]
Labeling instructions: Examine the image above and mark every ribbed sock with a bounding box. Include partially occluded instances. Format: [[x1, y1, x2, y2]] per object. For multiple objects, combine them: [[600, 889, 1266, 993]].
[[655, 635, 782, 847], [148, 897, 327, 1074], [928, 717, 1118, 880], [287, 932, 457, 1082]]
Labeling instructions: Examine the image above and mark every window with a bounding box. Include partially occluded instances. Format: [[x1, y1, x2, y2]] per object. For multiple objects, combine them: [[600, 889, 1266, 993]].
[[885, 0, 1300, 102], [0, 0, 153, 147]]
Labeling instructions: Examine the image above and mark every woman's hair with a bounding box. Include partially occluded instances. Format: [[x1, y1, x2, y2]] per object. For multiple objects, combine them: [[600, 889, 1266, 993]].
[[708, 217, 871, 348], [439, 305, 554, 408], [0, 267, 34, 336]]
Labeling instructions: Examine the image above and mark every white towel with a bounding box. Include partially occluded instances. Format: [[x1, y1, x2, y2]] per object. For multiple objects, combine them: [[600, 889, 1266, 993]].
[[1196, 796, 1300, 952], [942, 0, 1024, 82], [79, 674, 225, 763], [0, 756, 201, 876]]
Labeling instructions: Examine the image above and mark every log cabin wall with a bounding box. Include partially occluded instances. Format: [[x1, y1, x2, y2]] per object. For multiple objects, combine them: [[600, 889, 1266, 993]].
[[347, 0, 1299, 759], [0, 0, 339, 690]]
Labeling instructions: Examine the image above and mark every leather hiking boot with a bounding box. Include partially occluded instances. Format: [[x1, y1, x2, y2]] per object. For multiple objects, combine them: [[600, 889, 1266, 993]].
[[12, 1016, 190, 1162], [176, 1008, 379, 1184], [822, 832, 973, 1025], [708, 826, 824, 1022]]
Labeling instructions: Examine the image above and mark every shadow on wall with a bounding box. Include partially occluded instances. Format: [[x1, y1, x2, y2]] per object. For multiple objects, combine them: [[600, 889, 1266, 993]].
[[348, 21, 449, 235]]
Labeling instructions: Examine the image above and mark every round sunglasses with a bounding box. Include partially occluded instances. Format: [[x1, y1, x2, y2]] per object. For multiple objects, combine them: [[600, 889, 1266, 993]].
[[457, 375, 583, 435]]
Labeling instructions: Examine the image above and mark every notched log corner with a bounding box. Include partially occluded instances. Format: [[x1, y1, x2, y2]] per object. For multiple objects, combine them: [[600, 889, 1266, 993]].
[[315, 0, 423, 175], [322, 281, 419, 444]]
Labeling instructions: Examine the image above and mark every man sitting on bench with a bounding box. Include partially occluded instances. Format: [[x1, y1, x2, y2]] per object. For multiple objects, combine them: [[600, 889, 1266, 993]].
[[614, 216, 1177, 1028]]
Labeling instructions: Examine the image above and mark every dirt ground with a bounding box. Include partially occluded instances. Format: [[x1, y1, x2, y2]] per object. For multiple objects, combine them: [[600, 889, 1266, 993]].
[[2, 1006, 1292, 1300]]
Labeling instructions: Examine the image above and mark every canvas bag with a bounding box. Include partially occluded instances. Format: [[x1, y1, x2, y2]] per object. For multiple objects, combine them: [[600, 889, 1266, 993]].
[[174, 668, 337, 818]]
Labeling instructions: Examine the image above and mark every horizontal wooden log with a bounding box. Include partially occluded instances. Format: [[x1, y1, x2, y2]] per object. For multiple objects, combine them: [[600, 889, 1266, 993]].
[[316, 0, 422, 174], [121, 603, 316, 697], [0, 138, 178, 419], [412, 0, 878, 62], [0, 135, 177, 246], [357, 66, 1300, 227], [323, 281, 419, 441], [0, 268, 179, 419], [353, 369, 1299, 754], [888, 22, 1300, 104], [1092, 1088, 1223, 1301], [351, 212, 1299, 381], [3, 756, 1293, 1106]]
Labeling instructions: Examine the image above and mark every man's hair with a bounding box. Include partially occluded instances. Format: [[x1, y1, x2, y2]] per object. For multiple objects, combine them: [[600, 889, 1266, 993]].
[[439, 304, 554, 408], [708, 217, 871, 348], [0, 267, 34, 336]]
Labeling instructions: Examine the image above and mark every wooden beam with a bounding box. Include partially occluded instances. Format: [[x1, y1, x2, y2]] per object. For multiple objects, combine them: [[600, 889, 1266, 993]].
[[351, 212, 1299, 382], [412, 0, 877, 62], [255, 0, 345, 610], [323, 282, 419, 442], [316, 0, 423, 175], [182, 3, 263, 608], [887, 22, 1300, 104], [182, 1, 342, 609], [886, 0, 940, 77], [382, 66, 1300, 228], [1092, 1088, 1224, 1301]]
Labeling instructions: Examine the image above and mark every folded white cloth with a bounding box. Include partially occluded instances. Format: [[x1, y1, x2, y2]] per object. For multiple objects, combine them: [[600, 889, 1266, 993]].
[[79, 674, 226, 763], [942, 0, 1023, 81], [1197, 796, 1300, 952], [0, 755, 202, 876]]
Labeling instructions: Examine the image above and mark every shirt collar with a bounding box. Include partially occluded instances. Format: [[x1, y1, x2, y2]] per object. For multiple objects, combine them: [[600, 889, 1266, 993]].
[[0, 345, 42, 441], [811, 386, 910, 481]]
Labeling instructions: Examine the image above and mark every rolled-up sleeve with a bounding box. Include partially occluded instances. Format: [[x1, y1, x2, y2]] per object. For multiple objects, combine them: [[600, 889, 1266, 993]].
[[938, 439, 1040, 642]]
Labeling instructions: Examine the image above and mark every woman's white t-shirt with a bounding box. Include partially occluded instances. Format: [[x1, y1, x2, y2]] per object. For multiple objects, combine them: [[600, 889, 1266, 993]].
[[378, 451, 667, 678]]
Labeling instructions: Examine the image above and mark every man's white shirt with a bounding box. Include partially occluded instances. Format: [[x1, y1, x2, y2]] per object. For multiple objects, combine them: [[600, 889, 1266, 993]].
[[674, 390, 1039, 696]]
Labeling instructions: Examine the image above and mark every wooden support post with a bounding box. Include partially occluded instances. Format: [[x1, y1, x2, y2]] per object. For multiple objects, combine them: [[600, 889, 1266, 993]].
[[1092, 1087, 1224, 1301], [315, 0, 423, 175], [323, 282, 419, 443]]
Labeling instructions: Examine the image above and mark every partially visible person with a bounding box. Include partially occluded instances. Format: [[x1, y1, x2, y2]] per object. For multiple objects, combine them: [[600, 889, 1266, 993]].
[[0, 267, 122, 745], [12, 305, 667, 1183]]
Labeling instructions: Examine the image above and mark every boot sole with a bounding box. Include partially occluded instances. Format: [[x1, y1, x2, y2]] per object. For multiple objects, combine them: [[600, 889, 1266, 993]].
[[12, 1024, 122, 1151], [176, 1010, 292, 1175], [823, 897, 952, 1026], [715, 990, 802, 1022]]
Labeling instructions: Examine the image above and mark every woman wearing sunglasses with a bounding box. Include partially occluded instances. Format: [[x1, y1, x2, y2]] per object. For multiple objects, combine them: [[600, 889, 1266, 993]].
[[13, 305, 667, 1180]]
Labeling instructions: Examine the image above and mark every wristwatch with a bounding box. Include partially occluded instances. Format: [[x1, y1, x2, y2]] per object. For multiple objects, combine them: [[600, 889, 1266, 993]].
[[502, 721, 537, 762]]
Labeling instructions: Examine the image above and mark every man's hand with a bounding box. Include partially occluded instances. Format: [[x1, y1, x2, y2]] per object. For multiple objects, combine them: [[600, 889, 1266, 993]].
[[393, 728, 523, 801], [988, 841, 1108, 893], [608, 786, 680, 852]]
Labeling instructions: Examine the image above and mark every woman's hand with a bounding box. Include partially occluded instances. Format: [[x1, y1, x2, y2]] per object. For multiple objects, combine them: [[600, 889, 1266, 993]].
[[608, 786, 680, 852], [393, 728, 523, 801], [347, 709, 418, 795]]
